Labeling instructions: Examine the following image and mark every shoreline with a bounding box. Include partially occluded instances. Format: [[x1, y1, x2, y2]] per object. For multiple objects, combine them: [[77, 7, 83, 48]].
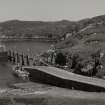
[[0, 38, 57, 43], [1, 82, 105, 105]]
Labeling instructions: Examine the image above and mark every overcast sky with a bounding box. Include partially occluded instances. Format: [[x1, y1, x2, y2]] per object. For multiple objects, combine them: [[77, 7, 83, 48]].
[[0, 0, 105, 22]]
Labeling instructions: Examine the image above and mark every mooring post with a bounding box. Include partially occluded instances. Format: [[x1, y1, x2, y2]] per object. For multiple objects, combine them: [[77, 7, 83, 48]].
[[15, 52, 20, 64], [32, 53, 35, 66], [11, 51, 13, 63], [12, 51, 15, 64], [8, 50, 12, 62], [19, 53, 22, 66], [26, 54, 29, 66], [21, 52, 24, 66]]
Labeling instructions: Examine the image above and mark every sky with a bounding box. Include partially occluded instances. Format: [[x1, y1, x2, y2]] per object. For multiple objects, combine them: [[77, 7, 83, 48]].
[[0, 0, 105, 22]]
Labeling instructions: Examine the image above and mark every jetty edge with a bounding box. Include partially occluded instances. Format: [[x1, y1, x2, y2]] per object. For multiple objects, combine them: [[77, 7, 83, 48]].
[[22, 66, 105, 92]]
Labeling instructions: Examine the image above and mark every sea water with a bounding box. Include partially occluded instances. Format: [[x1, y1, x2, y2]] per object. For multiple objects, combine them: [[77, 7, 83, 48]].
[[0, 41, 52, 88]]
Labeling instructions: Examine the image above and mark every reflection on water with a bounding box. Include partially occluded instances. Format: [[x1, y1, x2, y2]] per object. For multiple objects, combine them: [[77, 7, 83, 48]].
[[0, 41, 52, 88]]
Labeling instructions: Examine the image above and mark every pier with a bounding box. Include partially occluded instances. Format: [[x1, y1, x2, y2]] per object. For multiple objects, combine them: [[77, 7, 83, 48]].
[[7, 50, 105, 92], [7, 50, 35, 66], [23, 66, 105, 92]]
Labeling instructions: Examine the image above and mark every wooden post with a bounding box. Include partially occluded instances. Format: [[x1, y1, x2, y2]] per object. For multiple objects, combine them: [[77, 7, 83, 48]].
[[8, 50, 12, 62], [26, 55, 29, 66], [12, 51, 15, 64], [15, 52, 20, 64], [18, 54, 21, 65], [21, 53, 24, 66]]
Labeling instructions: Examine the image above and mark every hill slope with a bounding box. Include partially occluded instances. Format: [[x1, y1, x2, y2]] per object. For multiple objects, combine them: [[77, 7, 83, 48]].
[[0, 15, 105, 56], [0, 20, 75, 41], [56, 15, 105, 58]]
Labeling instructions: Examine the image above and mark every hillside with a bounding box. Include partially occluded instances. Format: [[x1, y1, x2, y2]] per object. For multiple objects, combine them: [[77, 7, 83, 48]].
[[61, 15, 105, 59], [0, 15, 104, 41], [0, 14, 105, 56], [0, 20, 75, 41]]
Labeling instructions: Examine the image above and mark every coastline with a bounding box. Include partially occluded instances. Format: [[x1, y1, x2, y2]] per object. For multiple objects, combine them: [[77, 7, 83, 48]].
[[0, 38, 57, 43], [1, 63, 105, 105], [1, 82, 105, 105]]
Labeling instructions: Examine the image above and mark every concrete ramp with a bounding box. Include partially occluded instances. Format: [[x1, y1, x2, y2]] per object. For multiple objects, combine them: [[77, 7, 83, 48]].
[[23, 66, 105, 92]]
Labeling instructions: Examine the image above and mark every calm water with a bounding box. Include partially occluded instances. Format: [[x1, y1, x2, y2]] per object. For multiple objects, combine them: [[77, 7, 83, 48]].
[[4, 41, 52, 55], [0, 41, 52, 88]]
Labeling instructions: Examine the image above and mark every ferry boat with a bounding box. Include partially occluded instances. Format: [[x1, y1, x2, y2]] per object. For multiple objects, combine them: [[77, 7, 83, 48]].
[[0, 44, 8, 63]]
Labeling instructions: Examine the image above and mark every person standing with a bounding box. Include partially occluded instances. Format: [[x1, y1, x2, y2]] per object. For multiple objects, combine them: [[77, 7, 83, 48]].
[[96, 51, 105, 78], [47, 44, 56, 64]]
